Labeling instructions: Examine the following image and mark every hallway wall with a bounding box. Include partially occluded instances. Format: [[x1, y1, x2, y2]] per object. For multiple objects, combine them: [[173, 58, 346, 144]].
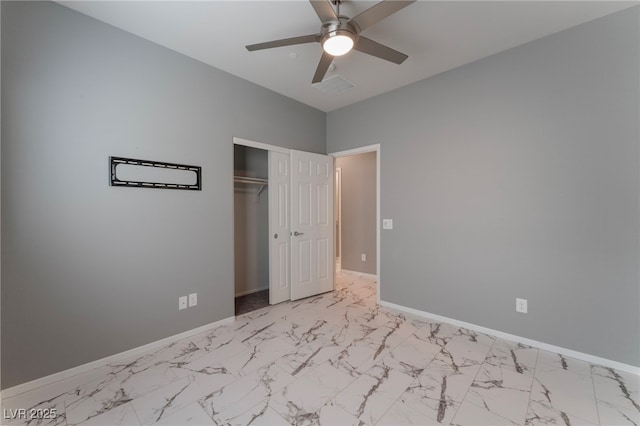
[[336, 152, 377, 275]]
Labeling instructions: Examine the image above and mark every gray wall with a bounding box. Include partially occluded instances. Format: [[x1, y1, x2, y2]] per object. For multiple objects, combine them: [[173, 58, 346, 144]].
[[336, 152, 377, 274], [1, 1, 325, 389], [234, 146, 269, 296], [328, 7, 640, 367]]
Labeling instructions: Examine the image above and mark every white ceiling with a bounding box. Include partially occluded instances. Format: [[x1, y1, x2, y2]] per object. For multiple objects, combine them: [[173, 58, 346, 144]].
[[59, 1, 636, 112]]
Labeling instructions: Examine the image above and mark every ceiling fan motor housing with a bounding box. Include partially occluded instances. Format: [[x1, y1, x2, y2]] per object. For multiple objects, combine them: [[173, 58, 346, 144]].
[[320, 16, 360, 43], [321, 17, 359, 54]]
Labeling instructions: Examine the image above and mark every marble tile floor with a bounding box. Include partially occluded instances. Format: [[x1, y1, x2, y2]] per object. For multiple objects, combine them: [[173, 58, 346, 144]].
[[2, 272, 638, 426]]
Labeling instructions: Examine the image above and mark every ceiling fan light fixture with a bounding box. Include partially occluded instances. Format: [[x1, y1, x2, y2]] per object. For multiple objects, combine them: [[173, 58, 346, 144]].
[[322, 31, 354, 56]]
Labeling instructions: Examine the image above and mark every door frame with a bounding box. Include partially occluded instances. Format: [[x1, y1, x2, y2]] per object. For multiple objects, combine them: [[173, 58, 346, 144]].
[[335, 167, 342, 273], [234, 137, 289, 154], [329, 144, 381, 305]]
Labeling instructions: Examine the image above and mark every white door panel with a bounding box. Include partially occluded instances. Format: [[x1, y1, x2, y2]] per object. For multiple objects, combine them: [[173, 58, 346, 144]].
[[268, 151, 290, 304], [290, 150, 334, 301]]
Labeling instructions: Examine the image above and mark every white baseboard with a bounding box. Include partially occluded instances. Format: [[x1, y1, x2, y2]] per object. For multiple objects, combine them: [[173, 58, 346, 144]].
[[379, 300, 640, 376], [340, 269, 377, 281], [235, 286, 268, 297], [1, 316, 235, 400]]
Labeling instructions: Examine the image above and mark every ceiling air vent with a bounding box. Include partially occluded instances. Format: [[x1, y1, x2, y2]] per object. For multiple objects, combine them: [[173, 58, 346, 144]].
[[313, 75, 355, 95]]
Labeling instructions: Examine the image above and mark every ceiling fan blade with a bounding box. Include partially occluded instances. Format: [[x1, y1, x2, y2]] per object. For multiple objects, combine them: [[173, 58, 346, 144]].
[[348, 0, 415, 32], [312, 51, 333, 83], [309, 0, 338, 23], [353, 36, 408, 64], [246, 34, 319, 51]]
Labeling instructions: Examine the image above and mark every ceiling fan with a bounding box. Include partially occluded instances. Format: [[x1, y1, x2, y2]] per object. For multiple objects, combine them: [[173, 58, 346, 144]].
[[246, 0, 416, 84]]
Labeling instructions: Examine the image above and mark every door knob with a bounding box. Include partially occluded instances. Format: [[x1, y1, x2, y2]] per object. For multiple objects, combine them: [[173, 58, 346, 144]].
[[293, 231, 304, 236], [274, 233, 278, 239]]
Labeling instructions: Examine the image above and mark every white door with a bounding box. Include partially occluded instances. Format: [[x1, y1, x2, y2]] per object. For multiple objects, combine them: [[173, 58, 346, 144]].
[[290, 150, 334, 300], [268, 151, 290, 304]]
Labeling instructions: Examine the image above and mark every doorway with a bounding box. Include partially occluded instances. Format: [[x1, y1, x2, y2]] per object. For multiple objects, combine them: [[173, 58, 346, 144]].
[[233, 137, 335, 315], [233, 144, 270, 315], [233, 138, 292, 313], [330, 145, 380, 304], [335, 168, 342, 273]]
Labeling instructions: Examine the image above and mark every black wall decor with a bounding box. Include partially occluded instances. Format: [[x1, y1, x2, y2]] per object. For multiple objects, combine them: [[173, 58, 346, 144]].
[[109, 156, 202, 190]]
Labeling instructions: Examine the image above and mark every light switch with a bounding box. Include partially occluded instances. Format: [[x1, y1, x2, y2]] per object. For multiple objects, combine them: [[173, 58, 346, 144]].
[[179, 296, 187, 310], [383, 219, 393, 230]]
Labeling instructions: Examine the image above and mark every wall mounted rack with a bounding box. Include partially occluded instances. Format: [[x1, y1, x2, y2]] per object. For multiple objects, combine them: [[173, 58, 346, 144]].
[[110, 156, 201, 190]]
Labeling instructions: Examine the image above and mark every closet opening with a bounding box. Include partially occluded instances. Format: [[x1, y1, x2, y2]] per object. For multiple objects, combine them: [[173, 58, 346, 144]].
[[233, 136, 335, 312], [234, 144, 270, 315]]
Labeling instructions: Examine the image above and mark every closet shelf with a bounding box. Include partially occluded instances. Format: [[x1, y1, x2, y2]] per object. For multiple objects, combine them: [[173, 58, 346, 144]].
[[234, 176, 268, 199]]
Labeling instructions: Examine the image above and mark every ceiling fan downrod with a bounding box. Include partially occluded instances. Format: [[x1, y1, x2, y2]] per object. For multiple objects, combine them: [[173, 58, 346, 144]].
[[333, 0, 341, 16]]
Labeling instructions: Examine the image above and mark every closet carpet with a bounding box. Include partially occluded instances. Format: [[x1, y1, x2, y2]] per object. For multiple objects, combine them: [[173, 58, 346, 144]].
[[235, 289, 269, 315]]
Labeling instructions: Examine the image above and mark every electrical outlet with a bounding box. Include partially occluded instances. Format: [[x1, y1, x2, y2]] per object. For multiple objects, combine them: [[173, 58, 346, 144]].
[[516, 298, 528, 314], [179, 296, 188, 310], [361, 253, 366, 262], [188, 293, 198, 307], [383, 219, 393, 230]]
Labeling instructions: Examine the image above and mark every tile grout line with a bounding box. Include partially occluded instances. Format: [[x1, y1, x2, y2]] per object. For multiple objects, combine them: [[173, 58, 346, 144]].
[[448, 334, 498, 425], [523, 345, 541, 425], [195, 400, 217, 426], [258, 280, 372, 423], [290, 358, 358, 422], [328, 280, 412, 425], [62, 397, 68, 426], [130, 400, 144, 426], [195, 386, 218, 425], [370, 319, 434, 426], [590, 364, 602, 426]]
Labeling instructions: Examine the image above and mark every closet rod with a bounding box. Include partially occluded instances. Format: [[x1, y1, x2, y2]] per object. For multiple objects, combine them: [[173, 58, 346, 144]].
[[233, 176, 268, 185]]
